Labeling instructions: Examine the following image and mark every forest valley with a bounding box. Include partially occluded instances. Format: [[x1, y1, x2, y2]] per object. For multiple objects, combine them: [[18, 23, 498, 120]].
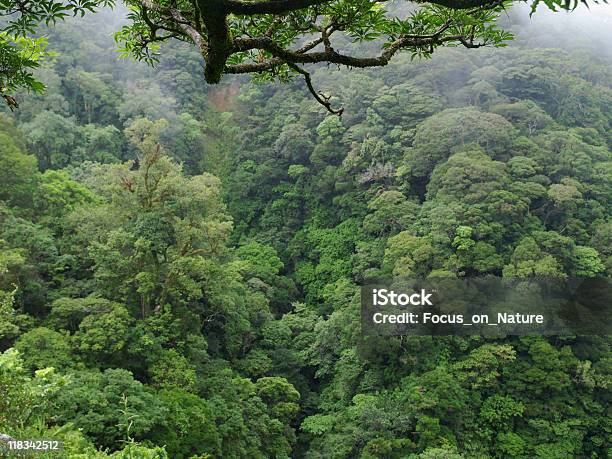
[[0, 3, 611, 459]]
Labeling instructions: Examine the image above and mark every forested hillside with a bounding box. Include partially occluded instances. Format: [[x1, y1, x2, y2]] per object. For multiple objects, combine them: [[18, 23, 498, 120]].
[[1, 5, 611, 458]]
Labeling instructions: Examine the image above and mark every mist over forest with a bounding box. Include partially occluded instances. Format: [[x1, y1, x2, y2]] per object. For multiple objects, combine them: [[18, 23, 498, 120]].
[[1, 1, 611, 458]]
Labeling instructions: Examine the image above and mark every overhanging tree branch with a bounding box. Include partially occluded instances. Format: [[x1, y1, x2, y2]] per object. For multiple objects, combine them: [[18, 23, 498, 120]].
[[125, 0, 510, 87], [225, 15, 491, 111], [2, 0, 528, 111]]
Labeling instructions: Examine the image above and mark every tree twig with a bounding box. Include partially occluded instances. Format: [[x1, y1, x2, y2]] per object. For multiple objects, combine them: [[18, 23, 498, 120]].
[[288, 63, 343, 115]]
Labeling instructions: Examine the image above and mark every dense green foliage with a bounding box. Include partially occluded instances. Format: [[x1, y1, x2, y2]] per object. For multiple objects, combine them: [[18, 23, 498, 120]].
[[0, 6, 611, 458]]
